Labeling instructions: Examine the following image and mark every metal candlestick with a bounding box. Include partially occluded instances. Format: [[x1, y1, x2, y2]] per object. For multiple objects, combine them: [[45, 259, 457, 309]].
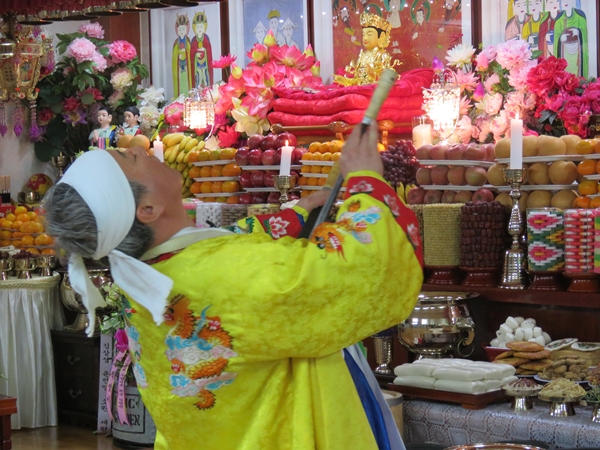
[[372, 335, 393, 374], [273, 175, 296, 204], [501, 168, 528, 289], [51, 154, 70, 180]]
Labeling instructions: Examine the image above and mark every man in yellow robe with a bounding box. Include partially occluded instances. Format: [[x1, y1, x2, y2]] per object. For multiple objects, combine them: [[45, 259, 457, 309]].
[[43, 123, 423, 449]]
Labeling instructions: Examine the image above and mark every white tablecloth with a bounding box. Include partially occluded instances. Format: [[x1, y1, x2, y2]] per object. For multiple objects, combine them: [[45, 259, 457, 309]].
[[0, 273, 64, 429]]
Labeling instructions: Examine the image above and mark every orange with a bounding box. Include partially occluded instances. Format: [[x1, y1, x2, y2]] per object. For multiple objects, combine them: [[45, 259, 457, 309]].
[[576, 139, 594, 155], [0, 230, 11, 239], [26, 247, 40, 255], [5, 214, 15, 222], [222, 181, 240, 193], [578, 180, 599, 195], [0, 240, 10, 247], [0, 219, 11, 229], [41, 248, 56, 255], [311, 165, 322, 174], [20, 223, 31, 233], [197, 150, 210, 162], [318, 142, 330, 153], [16, 213, 30, 223], [211, 181, 223, 193], [200, 166, 212, 178], [203, 197, 216, 202], [594, 140, 600, 154], [14, 206, 28, 216], [377, 143, 386, 152], [12, 232, 24, 239], [187, 151, 200, 163], [30, 222, 43, 233], [210, 166, 223, 177], [590, 197, 600, 208], [209, 150, 221, 161], [300, 165, 312, 174], [215, 197, 227, 203], [329, 140, 344, 152], [12, 239, 21, 248], [307, 177, 318, 186], [332, 152, 342, 162], [300, 190, 311, 198], [308, 142, 321, 153], [27, 211, 37, 221], [190, 182, 203, 195], [188, 166, 203, 179], [219, 148, 236, 160], [299, 177, 308, 186], [573, 196, 591, 208], [22, 235, 35, 246], [301, 152, 313, 161], [222, 164, 242, 177], [311, 152, 323, 161], [200, 181, 213, 194], [578, 160, 596, 175], [321, 152, 332, 161], [321, 166, 332, 174], [34, 233, 54, 246], [317, 178, 326, 186], [226, 196, 240, 204], [11, 221, 23, 230], [596, 160, 600, 174]]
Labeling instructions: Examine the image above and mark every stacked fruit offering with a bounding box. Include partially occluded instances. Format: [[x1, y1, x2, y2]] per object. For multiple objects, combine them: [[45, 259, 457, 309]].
[[235, 132, 303, 204], [158, 133, 208, 199], [0, 206, 55, 254], [573, 138, 600, 208], [298, 140, 342, 198], [190, 147, 242, 204]]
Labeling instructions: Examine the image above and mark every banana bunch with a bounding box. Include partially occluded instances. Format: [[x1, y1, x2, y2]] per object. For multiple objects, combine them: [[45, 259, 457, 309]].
[[396, 182, 417, 205], [162, 133, 205, 198]]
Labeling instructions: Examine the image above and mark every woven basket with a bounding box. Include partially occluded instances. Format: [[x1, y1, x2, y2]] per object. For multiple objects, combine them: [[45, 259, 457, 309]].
[[423, 204, 462, 266], [196, 203, 223, 228], [221, 204, 249, 226]]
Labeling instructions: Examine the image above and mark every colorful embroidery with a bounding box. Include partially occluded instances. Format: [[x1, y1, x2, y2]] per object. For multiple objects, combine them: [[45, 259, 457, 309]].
[[383, 193, 401, 217], [163, 295, 237, 410], [264, 216, 290, 239], [120, 296, 148, 389], [311, 223, 347, 260], [348, 180, 374, 194]]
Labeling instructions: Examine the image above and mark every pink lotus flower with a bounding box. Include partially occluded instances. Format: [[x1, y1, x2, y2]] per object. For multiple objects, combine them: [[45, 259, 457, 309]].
[[78, 88, 104, 103], [164, 102, 184, 126], [474, 52, 490, 71], [78, 22, 104, 39], [109, 40, 137, 64], [216, 75, 246, 114], [263, 31, 277, 48], [66, 37, 96, 63], [454, 70, 478, 93], [231, 64, 243, 79], [241, 90, 274, 118], [269, 45, 315, 70], [472, 83, 485, 102], [63, 96, 82, 112], [247, 44, 268, 65], [217, 125, 240, 147], [213, 54, 237, 69], [432, 56, 444, 72], [310, 61, 321, 77], [63, 108, 87, 125]]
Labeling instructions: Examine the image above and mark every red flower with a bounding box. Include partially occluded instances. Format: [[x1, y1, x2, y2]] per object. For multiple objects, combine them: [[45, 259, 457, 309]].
[[527, 56, 568, 96], [62, 96, 82, 112], [555, 71, 580, 93], [217, 126, 240, 148], [37, 108, 54, 126]]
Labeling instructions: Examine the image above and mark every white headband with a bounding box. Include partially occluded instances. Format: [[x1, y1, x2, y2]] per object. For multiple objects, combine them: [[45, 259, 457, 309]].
[[59, 150, 173, 336]]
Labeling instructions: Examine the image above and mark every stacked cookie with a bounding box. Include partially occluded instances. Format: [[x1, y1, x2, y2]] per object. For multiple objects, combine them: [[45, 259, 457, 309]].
[[492, 341, 552, 376]]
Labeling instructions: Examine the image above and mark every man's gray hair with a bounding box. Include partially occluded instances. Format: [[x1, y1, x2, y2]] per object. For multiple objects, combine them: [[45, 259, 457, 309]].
[[43, 181, 154, 262]]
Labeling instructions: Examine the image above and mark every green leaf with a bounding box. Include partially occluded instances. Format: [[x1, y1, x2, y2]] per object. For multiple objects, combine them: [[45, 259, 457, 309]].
[[80, 92, 95, 105]]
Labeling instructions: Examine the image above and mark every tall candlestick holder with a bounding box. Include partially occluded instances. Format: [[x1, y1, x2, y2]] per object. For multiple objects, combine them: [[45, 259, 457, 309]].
[[273, 175, 296, 204], [372, 333, 393, 375], [501, 168, 528, 289]]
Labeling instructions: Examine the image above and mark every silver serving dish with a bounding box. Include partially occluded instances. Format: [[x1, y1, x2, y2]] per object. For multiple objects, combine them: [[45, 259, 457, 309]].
[[503, 385, 542, 412], [37, 254, 57, 277], [397, 291, 477, 358], [538, 392, 584, 417], [445, 444, 546, 450]]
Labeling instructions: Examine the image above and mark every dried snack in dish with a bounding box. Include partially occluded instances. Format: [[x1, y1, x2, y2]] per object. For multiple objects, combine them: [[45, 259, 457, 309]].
[[494, 350, 514, 360], [539, 378, 586, 398], [506, 341, 545, 352], [513, 350, 551, 360], [492, 357, 529, 367], [519, 359, 552, 371], [503, 377, 541, 390]]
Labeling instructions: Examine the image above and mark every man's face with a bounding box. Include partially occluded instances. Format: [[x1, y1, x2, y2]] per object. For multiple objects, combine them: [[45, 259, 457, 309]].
[[177, 24, 187, 38], [97, 111, 111, 127], [283, 25, 293, 40], [255, 28, 266, 42], [269, 17, 279, 31], [545, 0, 560, 12], [514, 0, 527, 15], [362, 27, 379, 50], [341, 7, 350, 24], [528, 0, 543, 14], [416, 10, 424, 24]]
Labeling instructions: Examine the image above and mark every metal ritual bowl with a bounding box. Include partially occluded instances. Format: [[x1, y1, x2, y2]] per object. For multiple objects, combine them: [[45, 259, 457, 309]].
[[37, 254, 57, 277], [0, 258, 13, 280], [538, 392, 582, 417], [14, 257, 36, 279], [60, 269, 112, 332], [397, 291, 477, 358]]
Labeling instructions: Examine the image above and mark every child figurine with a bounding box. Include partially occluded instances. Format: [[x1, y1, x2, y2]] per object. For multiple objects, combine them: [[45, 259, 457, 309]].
[[89, 106, 117, 149], [122, 106, 142, 136]]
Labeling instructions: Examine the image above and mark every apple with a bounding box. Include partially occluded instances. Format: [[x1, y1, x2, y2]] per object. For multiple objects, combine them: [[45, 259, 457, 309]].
[[263, 171, 277, 188], [482, 143, 496, 162], [251, 171, 265, 188], [431, 165, 450, 185], [441, 191, 457, 203], [267, 192, 281, 203], [446, 144, 465, 160], [472, 188, 495, 203], [252, 192, 268, 204], [248, 148, 263, 166], [465, 166, 487, 186], [261, 149, 276, 166], [239, 193, 253, 204], [407, 187, 426, 204], [239, 172, 253, 189], [454, 191, 473, 203], [429, 144, 448, 160], [415, 168, 432, 185], [261, 134, 279, 150], [235, 147, 249, 166], [464, 143, 486, 161], [273, 148, 282, 165], [288, 193, 300, 201], [292, 147, 305, 164], [290, 170, 300, 185], [424, 190, 443, 204], [447, 166, 466, 185], [276, 132, 298, 148], [247, 134, 264, 150], [415, 144, 433, 160]]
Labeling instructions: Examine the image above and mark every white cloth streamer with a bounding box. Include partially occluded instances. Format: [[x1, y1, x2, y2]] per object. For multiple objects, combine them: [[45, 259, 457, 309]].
[[59, 150, 173, 336]]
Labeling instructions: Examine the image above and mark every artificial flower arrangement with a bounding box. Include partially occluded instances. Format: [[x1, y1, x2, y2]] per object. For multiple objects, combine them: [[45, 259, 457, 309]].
[[444, 39, 600, 144], [33, 22, 149, 161]]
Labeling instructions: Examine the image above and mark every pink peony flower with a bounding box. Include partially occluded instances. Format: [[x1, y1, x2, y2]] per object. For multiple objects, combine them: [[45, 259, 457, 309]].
[[78, 22, 104, 39], [479, 92, 504, 116], [490, 111, 509, 141], [66, 37, 96, 63], [107, 90, 125, 108], [110, 67, 134, 90], [555, 71, 580, 93], [109, 40, 137, 64], [164, 102, 184, 126], [91, 51, 107, 72], [527, 56, 568, 96], [496, 39, 531, 71], [483, 73, 499, 93], [508, 60, 536, 91], [475, 52, 489, 71], [63, 96, 82, 112]]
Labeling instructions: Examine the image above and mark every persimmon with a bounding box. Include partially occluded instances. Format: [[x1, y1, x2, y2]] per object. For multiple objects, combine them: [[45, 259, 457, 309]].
[[577, 160, 596, 175], [578, 180, 598, 196], [573, 196, 591, 208]]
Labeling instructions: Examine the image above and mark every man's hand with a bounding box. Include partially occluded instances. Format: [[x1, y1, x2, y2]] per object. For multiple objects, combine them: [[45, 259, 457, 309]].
[[339, 122, 383, 178], [295, 188, 333, 213]]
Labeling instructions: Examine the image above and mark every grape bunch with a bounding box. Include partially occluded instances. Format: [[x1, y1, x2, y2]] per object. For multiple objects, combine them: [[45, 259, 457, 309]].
[[381, 140, 420, 187]]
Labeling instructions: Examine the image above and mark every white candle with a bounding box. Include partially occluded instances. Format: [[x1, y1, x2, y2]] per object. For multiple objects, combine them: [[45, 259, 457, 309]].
[[510, 115, 523, 169], [279, 141, 293, 176], [154, 139, 164, 163], [412, 123, 433, 149]]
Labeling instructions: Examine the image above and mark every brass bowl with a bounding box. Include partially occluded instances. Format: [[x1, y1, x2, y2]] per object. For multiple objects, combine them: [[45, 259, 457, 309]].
[[0, 258, 13, 271], [14, 257, 36, 271]]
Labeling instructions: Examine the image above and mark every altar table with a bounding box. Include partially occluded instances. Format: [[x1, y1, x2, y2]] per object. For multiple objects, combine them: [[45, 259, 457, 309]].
[[0, 274, 64, 429], [403, 398, 600, 449]]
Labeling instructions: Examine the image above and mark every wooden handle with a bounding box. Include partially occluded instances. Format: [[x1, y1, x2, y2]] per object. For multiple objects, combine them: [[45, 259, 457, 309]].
[[363, 69, 398, 124]]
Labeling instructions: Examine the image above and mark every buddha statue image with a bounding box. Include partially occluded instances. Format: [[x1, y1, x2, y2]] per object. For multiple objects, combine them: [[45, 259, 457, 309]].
[[335, 12, 400, 86]]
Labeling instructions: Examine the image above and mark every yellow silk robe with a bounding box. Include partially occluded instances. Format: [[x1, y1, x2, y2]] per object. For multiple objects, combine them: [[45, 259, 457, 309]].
[[122, 171, 423, 449]]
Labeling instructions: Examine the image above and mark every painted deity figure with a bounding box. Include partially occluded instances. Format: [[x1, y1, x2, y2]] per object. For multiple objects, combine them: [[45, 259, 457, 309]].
[[280, 18, 299, 48], [267, 10, 285, 46], [190, 11, 213, 88], [89, 106, 117, 149], [539, 0, 562, 58], [439, 0, 461, 33], [522, 0, 545, 52], [384, 0, 402, 29], [554, 0, 588, 78], [335, 12, 399, 86], [505, 0, 530, 41], [121, 106, 141, 137], [253, 21, 267, 44], [171, 14, 192, 97]]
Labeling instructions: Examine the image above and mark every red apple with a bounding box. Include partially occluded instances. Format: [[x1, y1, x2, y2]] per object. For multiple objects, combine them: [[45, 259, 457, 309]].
[[424, 190, 443, 204], [416, 144, 433, 160], [454, 191, 473, 203], [251, 192, 268, 204], [263, 170, 277, 188], [267, 192, 281, 203], [235, 147, 249, 166], [407, 187, 426, 204], [290, 170, 300, 184], [261, 149, 276, 166], [465, 166, 487, 186], [415, 168, 432, 185], [239, 193, 253, 204], [292, 147, 305, 164], [441, 191, 457, 203], [464, 143, 486, 161], [431, 166, 450, 185], [261, 134, 279, 150], [247, 134, 264, 150], [276, 132, 298, 148], [472, 188, 495, 203], [288, 193, 300, 201], [251, 171, 265, 187], [239, 172, 253, 189], [429, 144, 448, 160], [447, 166, 466, 185], [248, 148, 263, 166], [446, 144, 465, 160], [273, 148, 282, 165], [482, 143, 496, 162]]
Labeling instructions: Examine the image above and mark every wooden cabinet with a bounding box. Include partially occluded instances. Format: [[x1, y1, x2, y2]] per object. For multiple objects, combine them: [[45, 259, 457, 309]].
[[51, 330, 100, 426]]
